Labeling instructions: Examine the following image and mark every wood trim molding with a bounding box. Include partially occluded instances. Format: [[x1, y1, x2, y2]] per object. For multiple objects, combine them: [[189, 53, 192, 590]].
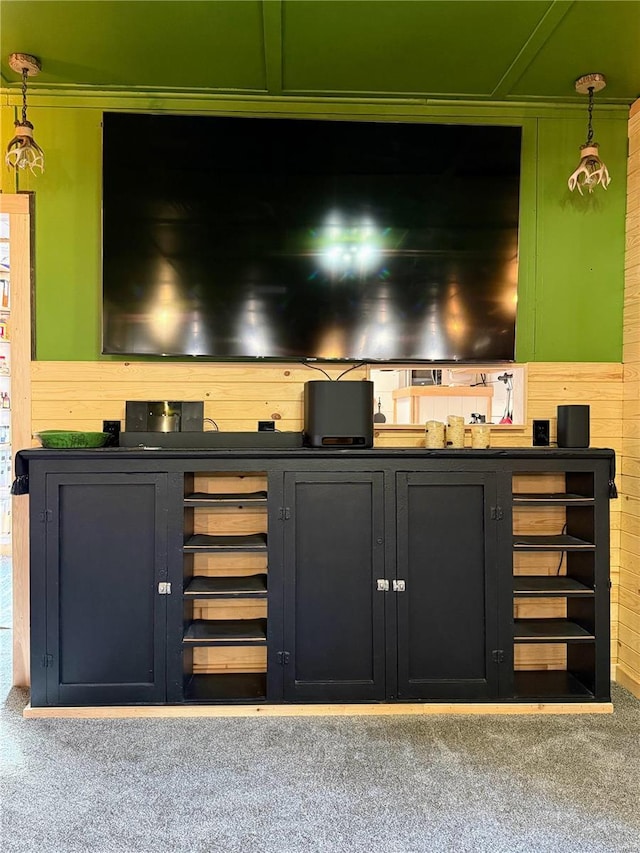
[[614, 665, 640, 700], [0, 193, 32, 687], [23, 701, 614, 719], [0, 194, 30, 215], [617, 97, 640, 695]]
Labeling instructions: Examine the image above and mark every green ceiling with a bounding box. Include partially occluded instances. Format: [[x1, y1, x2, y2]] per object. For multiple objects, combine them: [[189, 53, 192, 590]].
[[0, 0, 639, 103]]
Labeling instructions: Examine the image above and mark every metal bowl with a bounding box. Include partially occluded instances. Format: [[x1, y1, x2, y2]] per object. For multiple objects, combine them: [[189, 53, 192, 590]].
[[35, 430, 110, 448]]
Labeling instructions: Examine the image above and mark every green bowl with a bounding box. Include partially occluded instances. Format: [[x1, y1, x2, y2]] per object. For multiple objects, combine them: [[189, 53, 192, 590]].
[[35, 430, 111, 449]]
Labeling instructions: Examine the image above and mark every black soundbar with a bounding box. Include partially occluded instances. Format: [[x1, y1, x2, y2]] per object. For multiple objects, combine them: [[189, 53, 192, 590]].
[[119, 431, 304, 449]]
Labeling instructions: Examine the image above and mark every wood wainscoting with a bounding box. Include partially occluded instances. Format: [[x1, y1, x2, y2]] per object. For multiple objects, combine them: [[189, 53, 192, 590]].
[[619, 99, 640, 699], [1, 194, 32, 693], [12, 359, 622, 690]]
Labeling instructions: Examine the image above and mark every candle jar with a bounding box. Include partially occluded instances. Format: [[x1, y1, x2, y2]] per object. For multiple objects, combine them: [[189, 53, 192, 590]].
[[471, 424, 491, 449], [425, 420, 445, 448], [446, 415, 465, 448]]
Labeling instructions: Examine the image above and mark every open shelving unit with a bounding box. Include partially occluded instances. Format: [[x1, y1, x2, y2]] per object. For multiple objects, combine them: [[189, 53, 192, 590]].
[[511, 471, 604, 701], [22, 446, 614, 713], [182, 475, 269, 703]]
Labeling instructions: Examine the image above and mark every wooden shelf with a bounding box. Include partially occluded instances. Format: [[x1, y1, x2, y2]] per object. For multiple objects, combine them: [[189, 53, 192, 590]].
[[513, 671, 595, 700], [392, 385, 494, 398], [184, 490, 267, 508], [513, 576, 594, 597], [513, 534, 595, 551], [513, 492, 595, 506], [184, 532, 267, 552], [514, 618, 594, 642], [392, 384, 494, 424], [183, 673, 267, 703], [184, 574, 267, 598], [183, 618, 267, 645]]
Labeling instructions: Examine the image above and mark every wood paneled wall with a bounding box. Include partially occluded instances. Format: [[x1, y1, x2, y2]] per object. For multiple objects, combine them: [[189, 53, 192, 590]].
[[21, 359, 622, 685], [619, 99, 640, 699], [30, 361, 622, 449], [1, 195, 32, 691]]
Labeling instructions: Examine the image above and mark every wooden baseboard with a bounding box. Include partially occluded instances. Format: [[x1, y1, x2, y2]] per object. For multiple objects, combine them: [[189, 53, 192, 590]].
[[614, 664, 640, 699], [22, 701, 614, 719]]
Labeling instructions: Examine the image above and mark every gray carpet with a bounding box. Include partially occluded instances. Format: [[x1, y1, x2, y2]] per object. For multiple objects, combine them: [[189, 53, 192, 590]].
[[1, 668, 639, 853]]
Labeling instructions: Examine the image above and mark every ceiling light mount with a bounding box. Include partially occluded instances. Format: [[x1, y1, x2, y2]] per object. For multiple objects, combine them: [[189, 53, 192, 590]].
[[5, 52, 45, 175], [568, 72, 610, 195], [8, 52, 42, 77], [574, 73, 607, 96]]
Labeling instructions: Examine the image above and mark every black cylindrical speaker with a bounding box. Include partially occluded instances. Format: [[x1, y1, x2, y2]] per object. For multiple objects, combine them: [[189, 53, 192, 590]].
[[557, 405, 590, 448], [304, 380, 374, 448]]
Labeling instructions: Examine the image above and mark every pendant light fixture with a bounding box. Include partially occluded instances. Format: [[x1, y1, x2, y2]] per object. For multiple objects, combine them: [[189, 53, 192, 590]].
[[567, 73, 610, 195], [5, 52, 45, 175]]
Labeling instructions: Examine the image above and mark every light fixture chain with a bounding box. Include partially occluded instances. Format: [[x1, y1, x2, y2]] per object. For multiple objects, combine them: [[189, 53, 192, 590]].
[[5, 52, 45, 174], [586, 86, 594, 145], [568, 72, 610, 193], [21, 67, 29, 125]]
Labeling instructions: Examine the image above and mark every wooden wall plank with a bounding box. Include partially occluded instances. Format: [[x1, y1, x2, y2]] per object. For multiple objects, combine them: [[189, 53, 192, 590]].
[[619, 99, 640, 696], [24, 359, 626, 679], [1, 194, 33, 688]]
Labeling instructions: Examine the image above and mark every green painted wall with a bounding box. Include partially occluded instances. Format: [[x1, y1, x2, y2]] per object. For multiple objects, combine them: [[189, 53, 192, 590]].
[[0, 96, 628, 362]]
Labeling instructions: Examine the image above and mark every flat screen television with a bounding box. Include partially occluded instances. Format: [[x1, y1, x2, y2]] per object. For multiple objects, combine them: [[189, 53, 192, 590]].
[[102, 113, 521, 362]]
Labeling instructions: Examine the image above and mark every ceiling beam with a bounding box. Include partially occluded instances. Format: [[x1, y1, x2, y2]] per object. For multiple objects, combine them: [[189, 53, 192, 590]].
[[262, 0, 283, 95], [491, 0, 575, 99]]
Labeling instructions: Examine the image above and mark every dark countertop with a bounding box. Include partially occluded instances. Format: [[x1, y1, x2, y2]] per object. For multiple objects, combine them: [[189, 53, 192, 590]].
[[16, 445, 616, 460], [13, 445, 617, 499]]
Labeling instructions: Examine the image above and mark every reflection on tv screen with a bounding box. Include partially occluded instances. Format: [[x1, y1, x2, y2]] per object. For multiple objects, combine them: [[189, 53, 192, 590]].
[[102, 114, 520, 362]]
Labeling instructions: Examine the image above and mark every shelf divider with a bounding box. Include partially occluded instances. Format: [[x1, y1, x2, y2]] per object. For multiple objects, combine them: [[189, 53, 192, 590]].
[[184, 574, 267, 598], [184, 490, 268, 507], [513, 618, 594, 642], [513, 534, 595, 551], [184, 532, 267, 552], [183, 618, 267, 645], [512, 492, 594, 506], [513, 576, 594, 597]]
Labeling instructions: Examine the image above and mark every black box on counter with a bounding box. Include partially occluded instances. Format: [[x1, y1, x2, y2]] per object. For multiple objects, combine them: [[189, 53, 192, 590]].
[[119, 431, 304, 449]]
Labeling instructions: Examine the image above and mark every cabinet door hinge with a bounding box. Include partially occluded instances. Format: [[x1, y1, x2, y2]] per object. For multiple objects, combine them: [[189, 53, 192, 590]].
[[158, 582, 171, 595], [39, 509, 53, 523], [42, 654, 53, 668], [491, 506, 504, 521], [278, 507, 291, 521], [492, 649, 505, 664], [277, 651, 290, 665]]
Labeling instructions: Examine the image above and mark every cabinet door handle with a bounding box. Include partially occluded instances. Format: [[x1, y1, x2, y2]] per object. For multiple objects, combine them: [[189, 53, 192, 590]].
[[393, 580, 406, 592], [158, 582, 172, 595], [376, 579, 390, 592]]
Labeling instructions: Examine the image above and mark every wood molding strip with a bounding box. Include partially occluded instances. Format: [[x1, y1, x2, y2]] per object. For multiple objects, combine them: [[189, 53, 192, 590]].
[[23, 701, 614, 719]]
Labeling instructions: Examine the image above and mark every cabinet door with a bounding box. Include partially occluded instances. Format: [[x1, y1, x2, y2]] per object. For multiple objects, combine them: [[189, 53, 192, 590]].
[[282, 472, 386, 701], [396, 472, 499, 700], [42, 473, 168, 705]]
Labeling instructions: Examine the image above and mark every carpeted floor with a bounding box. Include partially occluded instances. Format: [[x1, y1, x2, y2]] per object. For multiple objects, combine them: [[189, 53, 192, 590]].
[[1, 670, 639, 853]]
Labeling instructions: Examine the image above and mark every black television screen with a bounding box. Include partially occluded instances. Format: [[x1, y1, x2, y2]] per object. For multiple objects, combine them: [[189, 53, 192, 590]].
[[102, 113, 521, 362]]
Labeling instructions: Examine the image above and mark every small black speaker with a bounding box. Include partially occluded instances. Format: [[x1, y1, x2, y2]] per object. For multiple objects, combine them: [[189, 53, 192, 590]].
[[557, 405, 590, 448], [102, 420, 121, 447], [304, 381, 374, 448], [532, 419, 550, 446]]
